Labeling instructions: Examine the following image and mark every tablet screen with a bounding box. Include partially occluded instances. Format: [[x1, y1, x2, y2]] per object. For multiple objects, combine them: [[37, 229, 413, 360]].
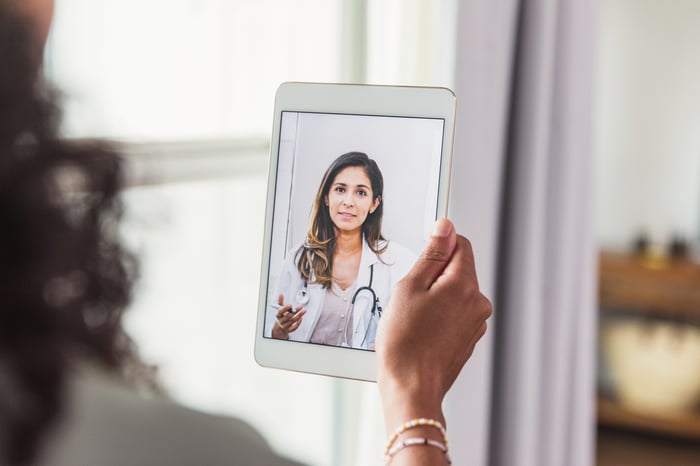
[[263, 110, 446, 351]]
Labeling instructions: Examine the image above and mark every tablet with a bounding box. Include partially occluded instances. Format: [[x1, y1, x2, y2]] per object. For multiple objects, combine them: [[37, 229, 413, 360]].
[[255, 82, 456, 381]]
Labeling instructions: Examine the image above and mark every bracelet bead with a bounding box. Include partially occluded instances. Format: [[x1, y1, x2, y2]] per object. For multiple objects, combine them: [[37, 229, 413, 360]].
[[383, 418, 448, 457], [384, 437, 452, 465]]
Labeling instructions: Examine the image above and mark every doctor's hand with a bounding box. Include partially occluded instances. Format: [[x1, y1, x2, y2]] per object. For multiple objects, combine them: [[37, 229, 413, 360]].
[[375, 218, 492, 455], [271, 294, 306, 340]]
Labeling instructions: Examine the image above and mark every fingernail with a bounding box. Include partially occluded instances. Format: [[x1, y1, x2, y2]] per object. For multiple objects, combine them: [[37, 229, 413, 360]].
[[431, 218, 453, 238]]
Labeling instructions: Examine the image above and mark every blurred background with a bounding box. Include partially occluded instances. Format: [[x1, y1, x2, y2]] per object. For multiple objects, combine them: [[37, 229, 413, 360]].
[[46, 2, 456, 465], [595, 1, 700, 465], [44, 0, 700, 465]]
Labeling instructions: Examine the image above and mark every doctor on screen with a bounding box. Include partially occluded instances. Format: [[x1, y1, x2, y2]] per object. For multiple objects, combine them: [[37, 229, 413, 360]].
[[267, 152, 416, 350]]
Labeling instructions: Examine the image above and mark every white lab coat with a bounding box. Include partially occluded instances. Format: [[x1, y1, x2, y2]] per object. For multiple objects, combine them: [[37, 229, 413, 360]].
[[265, 238, 416, 349]]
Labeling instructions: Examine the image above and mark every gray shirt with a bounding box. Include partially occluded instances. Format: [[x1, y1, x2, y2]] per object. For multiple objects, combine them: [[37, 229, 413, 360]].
[[35, 368, 305, 466], [309, 280, 356, 346]]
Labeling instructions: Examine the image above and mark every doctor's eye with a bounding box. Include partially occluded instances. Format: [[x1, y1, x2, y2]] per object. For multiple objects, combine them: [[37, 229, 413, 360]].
[[334, 186, 346, 194], [356, 189, 368, 197]]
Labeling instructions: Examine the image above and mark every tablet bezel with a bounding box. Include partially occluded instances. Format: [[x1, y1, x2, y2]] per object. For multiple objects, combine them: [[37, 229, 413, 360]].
[[254, 82, 456, 382]]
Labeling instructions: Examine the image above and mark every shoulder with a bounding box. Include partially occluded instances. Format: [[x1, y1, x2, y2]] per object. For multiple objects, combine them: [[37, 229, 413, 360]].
[[39, 369, 304, 466], [280, 245, 305, 271], [384, 241, 418, 261], [375, 240, 418, 265]]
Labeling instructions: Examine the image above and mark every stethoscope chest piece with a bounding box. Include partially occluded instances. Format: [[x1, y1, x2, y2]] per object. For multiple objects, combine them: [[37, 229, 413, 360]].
[[295, 288, 310, 306]]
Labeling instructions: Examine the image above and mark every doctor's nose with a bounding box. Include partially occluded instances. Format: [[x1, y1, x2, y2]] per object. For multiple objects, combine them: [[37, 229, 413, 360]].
[[342, 195, 354, 206]]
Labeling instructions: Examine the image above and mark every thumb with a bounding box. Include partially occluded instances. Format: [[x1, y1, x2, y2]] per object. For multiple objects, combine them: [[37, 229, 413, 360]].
[[406, 218, 457, 290]]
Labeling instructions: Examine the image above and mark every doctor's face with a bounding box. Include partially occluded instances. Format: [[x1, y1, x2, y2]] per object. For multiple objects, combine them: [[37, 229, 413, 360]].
[[325, 166, 380, 235]]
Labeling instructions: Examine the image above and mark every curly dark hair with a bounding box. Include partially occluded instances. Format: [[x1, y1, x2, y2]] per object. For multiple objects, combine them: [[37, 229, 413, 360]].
[[0, 7, 137, 465]]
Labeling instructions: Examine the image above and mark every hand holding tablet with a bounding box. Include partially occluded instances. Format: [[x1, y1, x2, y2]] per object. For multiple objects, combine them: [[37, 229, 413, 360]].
[[376, 219, 492, 465], [255, 82, 457, 381], [377, 219, 493, 424]]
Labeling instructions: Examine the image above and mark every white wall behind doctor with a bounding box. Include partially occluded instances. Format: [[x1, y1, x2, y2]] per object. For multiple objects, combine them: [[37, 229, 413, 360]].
[[279, 112, 444, 256]]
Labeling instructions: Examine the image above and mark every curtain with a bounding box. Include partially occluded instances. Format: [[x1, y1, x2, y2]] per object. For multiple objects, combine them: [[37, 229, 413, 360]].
[[445, 1, 519, 465], [447, 0, 599, 465]]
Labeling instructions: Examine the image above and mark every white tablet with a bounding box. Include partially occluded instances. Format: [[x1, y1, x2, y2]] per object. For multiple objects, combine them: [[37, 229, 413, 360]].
[[255, 82, 456, 381]]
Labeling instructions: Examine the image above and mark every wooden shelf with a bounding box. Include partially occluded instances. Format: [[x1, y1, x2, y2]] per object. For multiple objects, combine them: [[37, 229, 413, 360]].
[[598, 252, 700, 441], [598, 397, 700, 441], [597, 424, 700, 466], [599, 252, 700, 319]]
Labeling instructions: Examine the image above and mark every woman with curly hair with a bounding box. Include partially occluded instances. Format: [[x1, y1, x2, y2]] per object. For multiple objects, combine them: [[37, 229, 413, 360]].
[[0, 2, 135, 463], [0, 2, 491, 465], [0, 2, 298, 465]]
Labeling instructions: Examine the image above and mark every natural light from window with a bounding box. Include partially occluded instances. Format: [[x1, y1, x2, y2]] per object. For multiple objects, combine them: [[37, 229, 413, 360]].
[[45, 1, 458, 464]]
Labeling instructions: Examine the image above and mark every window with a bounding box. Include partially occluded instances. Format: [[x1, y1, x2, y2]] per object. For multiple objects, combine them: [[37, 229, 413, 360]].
[[48, 0, 344, 141], [46, 2, 457, 464]]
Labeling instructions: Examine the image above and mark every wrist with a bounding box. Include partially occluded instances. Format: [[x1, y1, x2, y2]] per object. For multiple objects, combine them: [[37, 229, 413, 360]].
[[383, 417, 450, 466], [271, 325, 289, 340], [378, 377, 445, 435]]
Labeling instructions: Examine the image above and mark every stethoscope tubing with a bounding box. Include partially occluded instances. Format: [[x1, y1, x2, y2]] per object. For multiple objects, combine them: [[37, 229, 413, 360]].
[[297, 264, 382, 347], [350, 263, 380, 317], [299, 264, 380, 316]]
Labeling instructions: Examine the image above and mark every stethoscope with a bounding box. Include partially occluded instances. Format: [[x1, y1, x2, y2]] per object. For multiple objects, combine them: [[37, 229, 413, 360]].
[[296, 264, 382, 347], [296, 264, 381, 317], [350, 263, 382, 318]]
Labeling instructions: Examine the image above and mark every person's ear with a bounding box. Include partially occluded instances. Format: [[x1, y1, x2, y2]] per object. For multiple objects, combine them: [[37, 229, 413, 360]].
[[370, 196, 381, 214], [15, 0, 56, 53], [324, 195, 329, 207]]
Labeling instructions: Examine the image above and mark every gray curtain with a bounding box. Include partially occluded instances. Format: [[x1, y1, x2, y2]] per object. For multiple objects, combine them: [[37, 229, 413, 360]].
[[448, 0, 598, 465]]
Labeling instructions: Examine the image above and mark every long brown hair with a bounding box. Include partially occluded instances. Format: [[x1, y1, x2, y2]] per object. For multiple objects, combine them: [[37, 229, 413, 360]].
[[296, 152, 387, 288]]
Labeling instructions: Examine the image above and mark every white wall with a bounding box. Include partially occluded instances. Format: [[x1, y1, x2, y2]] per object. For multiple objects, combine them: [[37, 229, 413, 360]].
[[595, 0, 700, 249], [283, 112, 444, 254]]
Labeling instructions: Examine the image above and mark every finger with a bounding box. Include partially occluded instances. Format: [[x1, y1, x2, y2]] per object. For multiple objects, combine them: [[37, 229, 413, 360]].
[[286, 305, 304, 315], [460, 322, 489, 365], [432, 235, 477, 289], [276, 304, 293, 318], [284, 309, 305, 326], [473, 321, 488, 343], [481, 294, 494, 320], [288, 311, 306, 331], [465, 321, 489, 359], [278, 294, 285, 306], [405, 218, 458, 289]]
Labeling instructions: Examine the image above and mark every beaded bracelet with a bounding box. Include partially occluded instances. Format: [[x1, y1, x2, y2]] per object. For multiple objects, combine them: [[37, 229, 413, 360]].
[[384, 437, 452, 465], [384, 418, 448, 457]]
